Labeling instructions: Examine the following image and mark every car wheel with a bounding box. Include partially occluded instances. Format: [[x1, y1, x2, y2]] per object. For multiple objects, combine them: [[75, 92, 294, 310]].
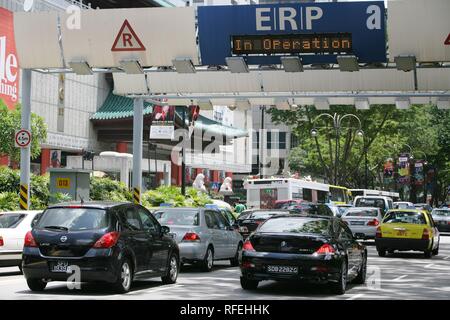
[[112, 258, 133, 293], [26, 279, 47, 292], [201, 247, 214, 272], [230, 243, 242, 267], [353, 252, 367, 284], [424, 249, 432, 258], [240, 276, 259, 290], [162, 252, 179, 284], [388, 249, 395, 255], [330, 261, 347, 295], [377, 249, 386, 257], [432, 245, 439, 256]]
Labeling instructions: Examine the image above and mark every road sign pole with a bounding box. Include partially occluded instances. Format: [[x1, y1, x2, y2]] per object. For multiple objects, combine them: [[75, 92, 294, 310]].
[[19, 69, 31, 210], [132, 98, 143, 204]]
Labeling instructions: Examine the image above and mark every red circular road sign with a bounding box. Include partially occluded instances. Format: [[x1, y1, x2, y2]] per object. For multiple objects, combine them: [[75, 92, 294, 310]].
[[15, 129, 31, 148]]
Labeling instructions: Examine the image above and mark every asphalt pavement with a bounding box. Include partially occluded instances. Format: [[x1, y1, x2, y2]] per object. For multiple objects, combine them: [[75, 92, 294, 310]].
[[0, 234, 449, 300]]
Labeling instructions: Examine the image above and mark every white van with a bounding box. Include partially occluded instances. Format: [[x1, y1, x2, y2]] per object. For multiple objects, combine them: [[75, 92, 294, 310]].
[[353, 196, 394, 216]]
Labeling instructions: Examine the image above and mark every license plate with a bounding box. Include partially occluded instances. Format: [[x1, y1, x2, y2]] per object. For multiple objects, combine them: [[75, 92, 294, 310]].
[[266, 265, 298, 274], [51, 261, 69, 273], [396, 230, 407, 237], [350, 221, 365, 225]]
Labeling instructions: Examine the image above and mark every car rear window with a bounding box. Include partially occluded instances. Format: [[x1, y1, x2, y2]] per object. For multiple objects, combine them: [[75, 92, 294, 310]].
[[154, 210, 199, 226], [290, 204, 333, 217], [355, 198, 386, 210], [432, 210, 450, 217], [244, 211, 287, 220], [345, 209, 378, 217], [0, 213, 26, 228], [258, 217, 331, 236], [383, 211, 426, 224], [36, 208, 109, 231]]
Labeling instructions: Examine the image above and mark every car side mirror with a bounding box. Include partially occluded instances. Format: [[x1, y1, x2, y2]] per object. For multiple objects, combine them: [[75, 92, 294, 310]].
[[161, 226, 170, 235]]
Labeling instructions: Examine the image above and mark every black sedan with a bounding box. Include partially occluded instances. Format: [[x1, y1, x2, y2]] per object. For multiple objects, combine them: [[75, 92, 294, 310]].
[[240, 214, 367, 294], [235, 210, 291, 239], [22, 202, 180, 293]]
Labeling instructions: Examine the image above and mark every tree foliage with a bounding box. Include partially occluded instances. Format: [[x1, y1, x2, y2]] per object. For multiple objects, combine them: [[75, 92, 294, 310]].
[[267, 104, 449, 203], [0, 102, 47, 162]]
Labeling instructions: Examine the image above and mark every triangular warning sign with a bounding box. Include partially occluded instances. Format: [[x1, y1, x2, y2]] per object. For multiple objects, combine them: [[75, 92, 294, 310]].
[[111, 19, 146, 52], [445, 33, 450, 45]]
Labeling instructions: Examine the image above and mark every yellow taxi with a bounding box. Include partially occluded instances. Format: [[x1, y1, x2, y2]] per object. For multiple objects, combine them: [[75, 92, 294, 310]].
[[375, 209, 440, 258]]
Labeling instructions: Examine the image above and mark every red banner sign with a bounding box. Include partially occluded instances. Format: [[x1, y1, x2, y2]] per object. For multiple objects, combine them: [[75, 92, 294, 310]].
[[0, 8, 19, 109]]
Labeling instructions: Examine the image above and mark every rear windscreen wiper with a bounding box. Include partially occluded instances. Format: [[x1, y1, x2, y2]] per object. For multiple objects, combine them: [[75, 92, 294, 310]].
[[43, 225, 69, 231]]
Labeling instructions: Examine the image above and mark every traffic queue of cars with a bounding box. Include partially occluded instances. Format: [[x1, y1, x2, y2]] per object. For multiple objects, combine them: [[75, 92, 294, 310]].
[[0, 198, 445, 295]]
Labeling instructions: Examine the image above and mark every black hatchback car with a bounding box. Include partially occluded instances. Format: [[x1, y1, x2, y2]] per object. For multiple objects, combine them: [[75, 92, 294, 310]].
[[22, 202, 179, 293], [240, 214, 367, 294]]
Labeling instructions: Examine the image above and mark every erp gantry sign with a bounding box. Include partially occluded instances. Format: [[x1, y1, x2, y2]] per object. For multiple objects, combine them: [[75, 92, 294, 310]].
[[198, 2, 386, 66]]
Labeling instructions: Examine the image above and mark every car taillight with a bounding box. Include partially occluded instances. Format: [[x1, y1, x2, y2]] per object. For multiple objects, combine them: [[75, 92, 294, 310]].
[[182, 232, 200, 241], [422, 228, 430, 240], [242, 240, 255, 252], [0, 236, 3, 247], [314, 244, 335, 255], [375, 226, 382, 238], [367, 219, 379, 226], [93, 232, 120, 248], [24, 231, 38, 247]]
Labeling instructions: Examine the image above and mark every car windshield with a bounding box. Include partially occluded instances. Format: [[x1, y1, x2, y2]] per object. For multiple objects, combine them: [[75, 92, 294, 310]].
[[383, 211, 426, 224], [345, 209, 378, 217], [432, 210, 450, 217], [395, 203, 412, 209], [0, 213, 26, 228], [154, 210, 199, 226], [258, 217, 331, 236], [36, 208, 109, 231], [290, 204, 333, 217], [355, 198, 385, 210], [275, 201, 297, 209]]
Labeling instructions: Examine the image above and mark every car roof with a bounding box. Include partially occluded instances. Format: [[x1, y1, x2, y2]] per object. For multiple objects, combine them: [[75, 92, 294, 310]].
[[153, 207, 200, 211], [0, 210, 42, 214], [269, 213, 336, 220], [346, 207, 379, 210], [388, 208, 425, 213], [47, 201, 128, 209]]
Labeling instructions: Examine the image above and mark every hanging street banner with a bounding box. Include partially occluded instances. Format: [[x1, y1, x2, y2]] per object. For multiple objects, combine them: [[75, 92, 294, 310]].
[[383, 159, 394, 183], [0, 8, 19, 109], [198, 2, 386, 65], [397, 153, 411, 185], [150, 105, 175, 140], [413, 161, 425, 186]]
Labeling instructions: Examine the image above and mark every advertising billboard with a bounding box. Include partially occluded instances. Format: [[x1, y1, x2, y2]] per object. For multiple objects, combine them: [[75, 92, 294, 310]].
[[0, 8, 19, 109]]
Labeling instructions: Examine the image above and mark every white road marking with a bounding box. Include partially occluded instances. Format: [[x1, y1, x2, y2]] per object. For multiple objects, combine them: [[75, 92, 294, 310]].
[[347, 293, 364, 300], [392, 275, 408, 281]]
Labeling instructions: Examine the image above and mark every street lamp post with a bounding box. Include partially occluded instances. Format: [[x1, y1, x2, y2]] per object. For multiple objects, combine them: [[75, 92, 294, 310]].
[[311, 113, 364, 185]]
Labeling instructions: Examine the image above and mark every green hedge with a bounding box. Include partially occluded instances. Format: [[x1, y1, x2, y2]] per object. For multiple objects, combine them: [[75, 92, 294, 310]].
[[0, 167, 213, 211]]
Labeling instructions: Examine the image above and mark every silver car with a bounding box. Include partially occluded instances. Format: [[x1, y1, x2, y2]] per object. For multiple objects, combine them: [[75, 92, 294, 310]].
[[153, 207, 243, 272], [341, 207, 383, 239], [432, 208, 450, 232]]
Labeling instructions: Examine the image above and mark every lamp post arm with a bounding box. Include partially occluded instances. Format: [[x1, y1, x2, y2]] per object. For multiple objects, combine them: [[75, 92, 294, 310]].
[[338, 114, 362, 130]]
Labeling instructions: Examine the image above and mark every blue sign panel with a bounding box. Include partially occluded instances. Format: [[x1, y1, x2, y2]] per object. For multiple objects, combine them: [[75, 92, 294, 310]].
[[198, 2, 386, 65]]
